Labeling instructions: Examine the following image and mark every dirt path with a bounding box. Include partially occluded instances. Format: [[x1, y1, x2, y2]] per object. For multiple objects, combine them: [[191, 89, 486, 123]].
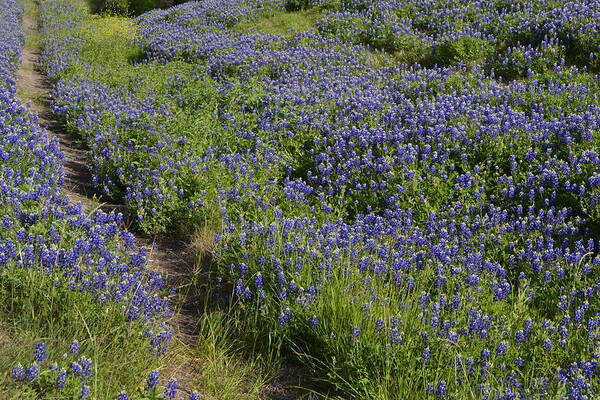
[[17, 17, 104, 212]]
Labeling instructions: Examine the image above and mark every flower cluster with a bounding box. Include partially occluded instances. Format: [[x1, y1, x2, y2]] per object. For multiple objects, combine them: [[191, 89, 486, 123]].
[[11, 342, 203, 400], [12, 341, 92, 397], [318, 0, 600, 76]]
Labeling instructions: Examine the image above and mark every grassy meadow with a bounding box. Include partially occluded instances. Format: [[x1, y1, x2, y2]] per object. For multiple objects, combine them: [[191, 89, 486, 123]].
[[5, 0, 600, 399]]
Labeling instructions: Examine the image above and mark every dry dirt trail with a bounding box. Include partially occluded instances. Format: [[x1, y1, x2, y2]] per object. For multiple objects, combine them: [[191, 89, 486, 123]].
[[17, 16, 102, 212]]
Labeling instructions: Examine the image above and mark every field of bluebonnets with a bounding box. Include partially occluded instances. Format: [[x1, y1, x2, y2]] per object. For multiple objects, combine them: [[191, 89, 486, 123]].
[[6, 0, 600, 398], [0, 1, 177, 399]]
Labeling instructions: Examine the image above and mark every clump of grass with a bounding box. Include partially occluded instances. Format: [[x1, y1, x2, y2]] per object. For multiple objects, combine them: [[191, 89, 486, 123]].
[[235, 8, 324, 37], [78, 16, 141, 67], [430, 36, 494, 66], [0, 268, 157, 399], [161, 311, 277, 400]]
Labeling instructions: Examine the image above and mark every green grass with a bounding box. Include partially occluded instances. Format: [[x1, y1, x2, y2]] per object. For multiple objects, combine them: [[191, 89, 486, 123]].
[[235, 8, 323, 36], [157, 259, 285, 400], [0, 268, 156, 399], [164, 312, 275, 400]]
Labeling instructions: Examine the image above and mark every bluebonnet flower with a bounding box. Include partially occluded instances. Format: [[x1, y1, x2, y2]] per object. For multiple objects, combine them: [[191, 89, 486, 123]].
[[421, 347, 431, 364], [70, 356, 93, 382], [11, 364, 24, 381], [481, 348, 491, 361], [278, 308, 292, 326], [146, 369, 160, 391], [25, 362, 39, 382], [310, 315, 319, 328], [79, 385, 91, 399], [515, 358, 524, 368], [34, 342, 46, 364], [496, 342, 507, 358], [55, 367, 67, 389], [436, 381, 447, 398], [69, 340, 80, 356], [254, 273, 263, 290], [163, 378, 178, 399]]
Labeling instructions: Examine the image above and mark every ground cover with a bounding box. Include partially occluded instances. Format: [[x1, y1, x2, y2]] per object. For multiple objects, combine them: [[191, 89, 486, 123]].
[[317, 0, 600, 73], [13, 0, 600, 398], [0, 1, 176, 399], [4, 1, 284, 399]]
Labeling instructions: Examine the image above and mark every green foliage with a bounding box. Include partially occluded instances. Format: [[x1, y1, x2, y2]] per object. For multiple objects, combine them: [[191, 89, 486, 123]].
[[432, 36, 494, 66], [89, 0, 129, 16], [89, 0, 183, 17], [128, 0, 172, 16], [566, 33, 600, 73], [285, 0, 339, 11], [285, 0, 310, 11], [236, 8, 322, 36], [0, 268, 156, 399], [103, 0, 129, 15]]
